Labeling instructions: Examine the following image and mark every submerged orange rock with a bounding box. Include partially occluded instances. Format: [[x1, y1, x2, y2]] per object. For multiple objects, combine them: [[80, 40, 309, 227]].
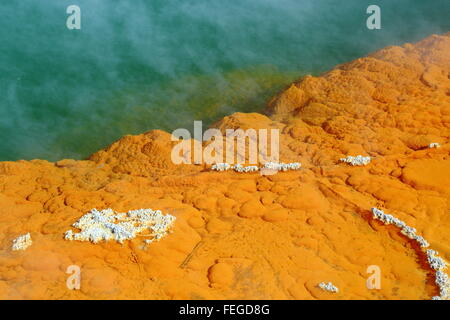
[[0, 32, 449, 300]]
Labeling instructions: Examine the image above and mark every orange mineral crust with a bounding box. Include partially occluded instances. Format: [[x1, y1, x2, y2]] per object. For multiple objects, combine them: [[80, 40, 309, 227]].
[[0, 32, 449, 300]]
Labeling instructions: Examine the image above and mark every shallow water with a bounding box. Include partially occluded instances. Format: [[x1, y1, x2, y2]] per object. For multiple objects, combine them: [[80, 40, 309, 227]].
[[0, 0, 448, 161]]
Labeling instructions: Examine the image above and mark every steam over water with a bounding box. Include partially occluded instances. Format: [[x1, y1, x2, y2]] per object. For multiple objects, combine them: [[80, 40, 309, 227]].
[[0, 0, 449, 161]]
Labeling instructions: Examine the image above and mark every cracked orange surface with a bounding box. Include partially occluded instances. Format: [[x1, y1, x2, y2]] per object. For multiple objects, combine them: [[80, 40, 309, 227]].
[[0, 32, 449, 300]]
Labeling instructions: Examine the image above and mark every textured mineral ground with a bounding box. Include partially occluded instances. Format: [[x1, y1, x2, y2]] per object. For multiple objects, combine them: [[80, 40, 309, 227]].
[[0, 32, 449, 300]]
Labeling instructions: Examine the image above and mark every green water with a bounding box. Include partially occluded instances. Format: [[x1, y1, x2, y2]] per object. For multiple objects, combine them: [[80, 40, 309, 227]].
[[0, 0, 448, 161]]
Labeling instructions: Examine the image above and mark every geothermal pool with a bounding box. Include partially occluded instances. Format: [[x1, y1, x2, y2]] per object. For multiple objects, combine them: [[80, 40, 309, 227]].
[[0, 0, 449, 161]]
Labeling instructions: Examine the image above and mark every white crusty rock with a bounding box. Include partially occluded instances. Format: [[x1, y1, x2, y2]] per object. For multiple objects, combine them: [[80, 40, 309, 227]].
[[429, 143, 441, 148], [427, 249, 447, 271], [372, 208, 449, 300], [263, 162, 301, 171], [211, 163, 231, 171], [426, 250, 450, 300], [318, 282, 339, 293], [435, 270, 450, 299], [211, 162, 301, 173], [340, 155, 371, 166], [371, 208, 429, 248], [12, 233, 32, 251], [232, 164, 259, 173], [65, 208, 176, 244]]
